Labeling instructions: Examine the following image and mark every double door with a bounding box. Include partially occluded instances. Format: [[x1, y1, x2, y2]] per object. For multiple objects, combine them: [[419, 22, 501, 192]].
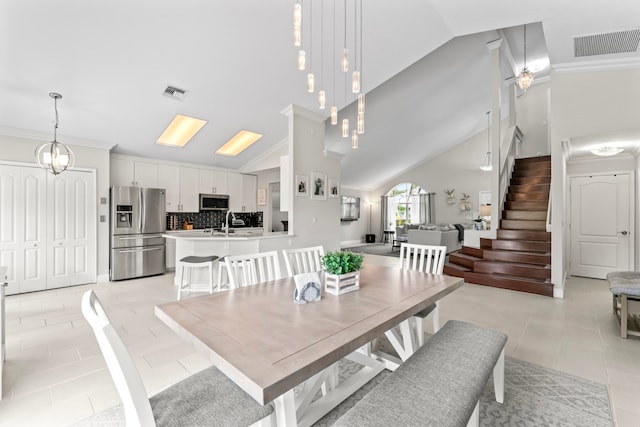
[[0, 164, 96, 295]]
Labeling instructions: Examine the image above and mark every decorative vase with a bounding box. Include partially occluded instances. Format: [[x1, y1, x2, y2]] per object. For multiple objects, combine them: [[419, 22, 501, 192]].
[[324, 270, 360, 295]]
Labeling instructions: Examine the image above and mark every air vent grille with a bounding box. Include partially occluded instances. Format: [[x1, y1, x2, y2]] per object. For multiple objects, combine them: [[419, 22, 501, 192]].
[[163, 85, 187, 101], [574, 29, 640, 57]]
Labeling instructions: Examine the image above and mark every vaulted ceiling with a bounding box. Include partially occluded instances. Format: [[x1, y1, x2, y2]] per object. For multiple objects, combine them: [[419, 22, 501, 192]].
[[1, 0, 639, 189]]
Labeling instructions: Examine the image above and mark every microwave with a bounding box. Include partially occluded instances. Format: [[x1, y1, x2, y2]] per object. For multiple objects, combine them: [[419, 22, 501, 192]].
[[199, 194, 229, 211]]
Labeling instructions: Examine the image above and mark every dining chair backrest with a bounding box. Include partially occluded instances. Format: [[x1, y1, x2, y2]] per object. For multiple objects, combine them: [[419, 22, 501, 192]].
[[225, 251, 282, 288], [282, 246, 325, 277], [81, 290, 156, 426], [399, 243, 447, 275]]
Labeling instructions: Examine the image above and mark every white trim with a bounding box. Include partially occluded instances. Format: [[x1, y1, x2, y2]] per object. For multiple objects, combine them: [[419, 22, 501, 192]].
[[0, 126, 115, 150], [553, 287, 564, 299], [553, 57, 640, 73], [280, 104, 326, 123]]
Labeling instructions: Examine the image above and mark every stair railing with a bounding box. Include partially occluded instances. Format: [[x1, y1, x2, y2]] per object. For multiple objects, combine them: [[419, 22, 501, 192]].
[[546, 186, 552, 232], [498, 126, 523, 219]]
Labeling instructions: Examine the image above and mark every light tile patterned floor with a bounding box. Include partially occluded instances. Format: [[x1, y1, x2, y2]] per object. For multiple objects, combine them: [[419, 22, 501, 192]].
[[1, 254, 639, 426]]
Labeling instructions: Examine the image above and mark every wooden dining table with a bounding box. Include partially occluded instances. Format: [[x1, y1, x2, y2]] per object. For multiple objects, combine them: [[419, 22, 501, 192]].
[[155, 261, 463, 426]]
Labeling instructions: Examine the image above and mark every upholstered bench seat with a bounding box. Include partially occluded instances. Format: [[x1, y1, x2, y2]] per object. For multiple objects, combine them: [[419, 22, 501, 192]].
[[607, 271, 640, 339], [335, 320, 507, 427]]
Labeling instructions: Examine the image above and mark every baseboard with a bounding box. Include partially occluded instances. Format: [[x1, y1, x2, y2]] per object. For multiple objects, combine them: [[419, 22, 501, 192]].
[[341, 239, 365, 248], [97, 273, 109, 283], [553, 286, 564, 299]]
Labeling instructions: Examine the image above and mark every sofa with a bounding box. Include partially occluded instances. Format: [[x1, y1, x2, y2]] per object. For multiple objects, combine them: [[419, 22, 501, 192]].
[[395, 224, 466, 254]]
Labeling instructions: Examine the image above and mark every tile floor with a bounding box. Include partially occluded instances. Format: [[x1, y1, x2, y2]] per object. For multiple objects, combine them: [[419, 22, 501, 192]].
[[1, 254, 639, 426]]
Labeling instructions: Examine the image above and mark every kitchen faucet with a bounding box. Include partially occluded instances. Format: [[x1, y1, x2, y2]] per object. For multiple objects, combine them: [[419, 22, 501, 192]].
[[225, 210, 235, 237]]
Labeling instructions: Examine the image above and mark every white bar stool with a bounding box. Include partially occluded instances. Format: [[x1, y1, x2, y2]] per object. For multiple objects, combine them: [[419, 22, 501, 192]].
[[178, 255, 218, 300], [216, 256, 231, 291]]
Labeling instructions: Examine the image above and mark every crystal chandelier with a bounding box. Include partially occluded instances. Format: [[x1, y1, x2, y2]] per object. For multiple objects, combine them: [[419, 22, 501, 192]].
[[517, 24, 534, 92], [35, 92, 75, 175]]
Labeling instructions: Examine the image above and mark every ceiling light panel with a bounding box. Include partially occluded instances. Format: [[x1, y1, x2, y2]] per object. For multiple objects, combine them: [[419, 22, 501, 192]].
[[156, 114, 207, 147], [574, 29, 640, 57], [216, 130, 263, 156]]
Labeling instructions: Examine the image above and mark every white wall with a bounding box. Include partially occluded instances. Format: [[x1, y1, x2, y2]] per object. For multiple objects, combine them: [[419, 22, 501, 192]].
[[284, 106, 342, 252], [255, 168, 288, 232], [339, 187, 373, 246], [551, 66, 640, 294], [0, 134, 111, 281], [516, 81, 550, 158]]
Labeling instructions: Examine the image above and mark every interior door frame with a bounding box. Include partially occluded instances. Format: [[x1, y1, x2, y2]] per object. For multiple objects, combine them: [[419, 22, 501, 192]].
[[568, 170, 635, 277]]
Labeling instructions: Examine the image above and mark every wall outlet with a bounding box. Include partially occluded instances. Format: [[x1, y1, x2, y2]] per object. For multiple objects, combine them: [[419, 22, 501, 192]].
[[100, 197, 107, 205], [99, 215, 106, 222]]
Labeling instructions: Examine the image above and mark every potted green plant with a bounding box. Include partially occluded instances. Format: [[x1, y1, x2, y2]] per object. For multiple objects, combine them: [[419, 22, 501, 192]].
[[321, 251, 363, 295]]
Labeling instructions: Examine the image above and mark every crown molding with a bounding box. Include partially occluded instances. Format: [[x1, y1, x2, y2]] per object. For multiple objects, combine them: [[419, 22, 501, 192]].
[[0, 126, 115, 150], [552, 57, 640, 73]]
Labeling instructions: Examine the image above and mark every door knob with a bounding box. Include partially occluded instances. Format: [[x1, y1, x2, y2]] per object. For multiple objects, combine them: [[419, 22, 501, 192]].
[[620, 231, 628, 235]]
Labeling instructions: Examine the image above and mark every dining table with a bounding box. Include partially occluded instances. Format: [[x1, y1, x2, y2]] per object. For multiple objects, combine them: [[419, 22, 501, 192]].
[[155, 260, 463, 426]]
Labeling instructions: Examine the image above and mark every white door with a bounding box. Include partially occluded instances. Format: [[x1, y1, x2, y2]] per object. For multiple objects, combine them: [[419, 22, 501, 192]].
[[570, 174, 633, 279], [0, 165, 47, 294], [47, 170, 97, 288]]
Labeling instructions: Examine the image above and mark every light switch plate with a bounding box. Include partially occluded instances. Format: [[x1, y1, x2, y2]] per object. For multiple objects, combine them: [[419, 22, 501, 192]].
[[100, 197, 108, 205]]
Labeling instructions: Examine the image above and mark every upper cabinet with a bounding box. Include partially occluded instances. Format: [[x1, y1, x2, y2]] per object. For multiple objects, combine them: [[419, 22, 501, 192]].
[[110, 158, 159, 188], [110, 156, 257, 213], [158, 165, 199, 213], [228, 173, 257, 212], [198, 169, 227, 195]]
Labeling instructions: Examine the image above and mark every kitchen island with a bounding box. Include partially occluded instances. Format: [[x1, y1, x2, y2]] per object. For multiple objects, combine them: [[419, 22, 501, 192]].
[[164, 230, 292, 287]]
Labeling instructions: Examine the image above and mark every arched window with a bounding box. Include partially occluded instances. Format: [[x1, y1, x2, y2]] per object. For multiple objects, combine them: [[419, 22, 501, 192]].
[[387, 183, 426, 226]]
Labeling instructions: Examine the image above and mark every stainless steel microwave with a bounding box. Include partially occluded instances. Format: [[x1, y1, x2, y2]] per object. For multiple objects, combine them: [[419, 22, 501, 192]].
[[199, 194, 229, 211]]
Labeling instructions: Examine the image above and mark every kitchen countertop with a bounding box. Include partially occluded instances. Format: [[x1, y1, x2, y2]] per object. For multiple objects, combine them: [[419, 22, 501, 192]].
[[163, 230, 289, 240]]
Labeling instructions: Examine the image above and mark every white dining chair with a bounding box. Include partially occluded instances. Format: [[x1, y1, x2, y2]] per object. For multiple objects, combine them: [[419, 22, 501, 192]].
[[81, 290, 274, 426], [282, 246, 325, 277], [225, 251, 282, 288], [399, 243, 447, 346]]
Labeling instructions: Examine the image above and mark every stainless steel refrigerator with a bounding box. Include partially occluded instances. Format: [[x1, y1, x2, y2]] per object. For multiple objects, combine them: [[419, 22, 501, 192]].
[[110, 186, 166, 281]]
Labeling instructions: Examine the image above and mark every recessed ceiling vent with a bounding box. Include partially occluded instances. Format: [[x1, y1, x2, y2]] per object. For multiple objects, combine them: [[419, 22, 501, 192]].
[[163, 85, 187, 101], [574, 29, 640, 57]]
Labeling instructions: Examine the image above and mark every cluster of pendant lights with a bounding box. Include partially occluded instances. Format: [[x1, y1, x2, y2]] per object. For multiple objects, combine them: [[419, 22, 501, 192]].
[[294, 0, 365, 149]]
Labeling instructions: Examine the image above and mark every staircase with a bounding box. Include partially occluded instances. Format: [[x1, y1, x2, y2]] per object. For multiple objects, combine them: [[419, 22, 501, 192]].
[[444, 155, 553, 297]]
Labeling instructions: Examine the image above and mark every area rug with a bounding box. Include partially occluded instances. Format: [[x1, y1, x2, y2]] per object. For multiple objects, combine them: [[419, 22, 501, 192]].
[[77, 355, 613, 427], [344, 243, 400, 258]]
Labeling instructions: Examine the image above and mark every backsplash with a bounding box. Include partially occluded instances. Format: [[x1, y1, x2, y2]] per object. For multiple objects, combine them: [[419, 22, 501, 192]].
[[166, 211, 263, 230]]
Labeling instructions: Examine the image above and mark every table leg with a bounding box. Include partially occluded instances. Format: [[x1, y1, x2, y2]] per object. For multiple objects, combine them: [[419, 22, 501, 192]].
[[274, 390, 297, 426]]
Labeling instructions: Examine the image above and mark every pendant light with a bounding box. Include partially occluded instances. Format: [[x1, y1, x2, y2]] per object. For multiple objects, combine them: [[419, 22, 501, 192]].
[[480, 111, 492, 171], [35, 92, 75, 175], [517, 24, 534, 92]]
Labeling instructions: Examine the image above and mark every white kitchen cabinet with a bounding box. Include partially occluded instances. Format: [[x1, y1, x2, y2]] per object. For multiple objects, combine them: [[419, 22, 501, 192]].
[[198, 169, 227, 195], [158, 165, 199, 212], [134, 161, 159, 188], [158, 165, 181, 212], [228, 173, 257, 212], [180, 167, 199, 212], [110, 158, 158, 187], [110, 158, 134, 186]]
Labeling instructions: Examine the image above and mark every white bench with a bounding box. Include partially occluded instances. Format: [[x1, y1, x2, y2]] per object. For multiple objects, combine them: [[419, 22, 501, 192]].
[[335, 320, 507, 427], [607, 271, 640, 339]]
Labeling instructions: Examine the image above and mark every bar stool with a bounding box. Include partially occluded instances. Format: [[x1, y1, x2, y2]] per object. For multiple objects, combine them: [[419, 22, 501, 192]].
[[178, 255, 218, 300], [216, 256, 231, 291]]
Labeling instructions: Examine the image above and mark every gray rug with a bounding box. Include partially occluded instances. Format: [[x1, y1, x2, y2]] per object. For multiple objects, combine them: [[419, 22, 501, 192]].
[[76, 356, 613, 427], [344, 244, 400, 258]]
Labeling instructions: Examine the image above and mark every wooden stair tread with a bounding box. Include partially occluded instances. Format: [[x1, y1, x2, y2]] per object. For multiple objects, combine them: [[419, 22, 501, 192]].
[[475, 260, 550, 269]]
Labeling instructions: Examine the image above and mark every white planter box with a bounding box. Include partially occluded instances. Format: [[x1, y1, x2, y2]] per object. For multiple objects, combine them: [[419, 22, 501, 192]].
[[325, 271, 360, 295]]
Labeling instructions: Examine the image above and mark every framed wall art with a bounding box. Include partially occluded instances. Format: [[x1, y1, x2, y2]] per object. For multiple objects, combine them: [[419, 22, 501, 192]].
[[295, 175, 309, 197], [310, 172, 327, 200], [328, 179, 340, 198]]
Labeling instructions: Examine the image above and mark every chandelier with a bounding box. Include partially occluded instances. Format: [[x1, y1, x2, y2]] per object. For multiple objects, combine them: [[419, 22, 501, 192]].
[[293, 0, 364, 149], [480, 111, 492, 171], [517, 24, 534, 92], [35, 92, 75, 175]]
